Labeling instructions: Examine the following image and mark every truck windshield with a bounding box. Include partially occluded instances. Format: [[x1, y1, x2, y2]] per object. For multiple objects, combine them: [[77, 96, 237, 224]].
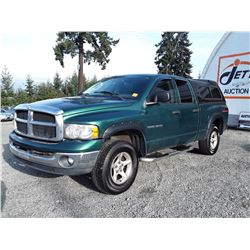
[[83, 75, 153, 99]]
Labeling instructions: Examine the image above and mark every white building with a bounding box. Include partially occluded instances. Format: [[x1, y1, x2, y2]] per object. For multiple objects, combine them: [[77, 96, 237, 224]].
[[201, 32, 250, 129]]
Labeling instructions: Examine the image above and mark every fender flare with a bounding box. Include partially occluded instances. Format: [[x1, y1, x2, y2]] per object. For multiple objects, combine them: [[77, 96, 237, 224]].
[[206, 114, 224, 137], [103, 121, 147, 156]]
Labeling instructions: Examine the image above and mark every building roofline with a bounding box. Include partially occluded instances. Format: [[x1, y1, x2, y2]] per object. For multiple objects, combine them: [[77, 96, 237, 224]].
[[201, 32, 232, 78]]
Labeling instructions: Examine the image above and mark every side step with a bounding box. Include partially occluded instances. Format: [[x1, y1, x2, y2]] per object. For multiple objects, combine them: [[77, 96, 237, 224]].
[[140, 144, 195, 162]]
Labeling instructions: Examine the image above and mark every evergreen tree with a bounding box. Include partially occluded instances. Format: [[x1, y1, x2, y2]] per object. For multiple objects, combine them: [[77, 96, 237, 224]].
[[155, 33, 175, 74], [15, 88, 28, 104], [36, 82, 47, 101], [1, 66, 14, 98], [86, 75, 97, 89], [53, 72, 63, 91], [36, 80, 58, 101], [174, 32, 192, 77], [68, 72, 78, 96], [62, 76, 70, 96], [62, 72, 87, 96], [65, 72, 81, 96], [155, 32, 193, 77], [25, 75, 35, 102], [53, 32, 119, 92]]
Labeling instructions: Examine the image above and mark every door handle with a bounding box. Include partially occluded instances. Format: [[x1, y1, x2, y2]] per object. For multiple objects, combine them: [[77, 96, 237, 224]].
[[192, 108, 199, 113], [172, 110, 181, 115]]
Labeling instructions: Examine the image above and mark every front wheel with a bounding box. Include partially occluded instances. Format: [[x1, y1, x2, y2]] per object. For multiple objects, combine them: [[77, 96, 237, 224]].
[[198, 126, 220, 155], [91, 140, 139, 195]]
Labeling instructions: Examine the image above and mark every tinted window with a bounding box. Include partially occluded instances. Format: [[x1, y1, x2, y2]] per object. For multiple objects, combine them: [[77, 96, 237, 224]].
[[175, 80, 193, 103], [198, 86, 212, 100], [148, 79, 176, 103], [190, 80, 224, 103], [210, 87, 222, 99]]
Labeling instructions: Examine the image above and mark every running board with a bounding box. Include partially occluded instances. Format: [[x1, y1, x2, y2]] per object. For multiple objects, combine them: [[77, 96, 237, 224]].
[[140, 144, 195, 162]]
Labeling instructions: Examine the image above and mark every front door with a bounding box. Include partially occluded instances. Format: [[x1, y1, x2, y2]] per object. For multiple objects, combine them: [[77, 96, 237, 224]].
[[143, 78, 181, 153]]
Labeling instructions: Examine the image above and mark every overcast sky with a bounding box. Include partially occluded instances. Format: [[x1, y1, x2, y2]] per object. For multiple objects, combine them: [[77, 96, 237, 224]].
[[0, 32, 224, 89]]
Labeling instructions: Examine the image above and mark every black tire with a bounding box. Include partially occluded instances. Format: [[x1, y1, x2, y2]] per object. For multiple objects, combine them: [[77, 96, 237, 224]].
[[198, 126, 220, 155], [91, 140, 139, 195]]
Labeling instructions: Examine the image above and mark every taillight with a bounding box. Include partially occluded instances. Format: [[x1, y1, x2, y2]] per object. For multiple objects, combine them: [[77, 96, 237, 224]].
[[222, 108, 229, 113]]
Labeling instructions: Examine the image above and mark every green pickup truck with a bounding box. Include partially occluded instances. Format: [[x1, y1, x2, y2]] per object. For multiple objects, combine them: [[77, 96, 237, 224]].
[[9, 74, 228, 194]]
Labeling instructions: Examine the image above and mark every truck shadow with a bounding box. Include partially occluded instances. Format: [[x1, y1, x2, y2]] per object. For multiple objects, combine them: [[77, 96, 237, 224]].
[[187, 148, 203, 155], [2, 143, 60, 178], [70, 175, 100, 193]]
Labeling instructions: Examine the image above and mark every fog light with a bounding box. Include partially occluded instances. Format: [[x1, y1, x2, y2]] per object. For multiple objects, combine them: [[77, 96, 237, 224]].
[[68, 157, 74, 166], [59, 156, 75, 168]]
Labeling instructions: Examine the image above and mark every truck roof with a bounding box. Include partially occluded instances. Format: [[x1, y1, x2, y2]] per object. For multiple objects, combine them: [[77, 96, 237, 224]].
[[106, 74, 219, 88], [190, 79, 218, 86]]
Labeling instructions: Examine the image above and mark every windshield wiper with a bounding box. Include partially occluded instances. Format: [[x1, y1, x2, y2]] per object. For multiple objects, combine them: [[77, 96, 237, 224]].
[[80, 92, 91, 97], [94, 91, 125, 100]]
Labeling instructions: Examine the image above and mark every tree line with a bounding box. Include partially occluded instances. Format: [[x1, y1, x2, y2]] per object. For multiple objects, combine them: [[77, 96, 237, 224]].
[[0, 66, 97, 106], [1, 31, 193, 107]]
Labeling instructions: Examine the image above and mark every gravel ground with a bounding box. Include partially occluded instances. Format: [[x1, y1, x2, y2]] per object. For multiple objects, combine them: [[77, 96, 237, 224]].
[[1, 121, 250, 217]]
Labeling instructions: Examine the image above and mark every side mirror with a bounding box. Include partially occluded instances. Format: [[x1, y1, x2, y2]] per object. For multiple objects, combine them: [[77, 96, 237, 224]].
[[155, 90, 170, 103]]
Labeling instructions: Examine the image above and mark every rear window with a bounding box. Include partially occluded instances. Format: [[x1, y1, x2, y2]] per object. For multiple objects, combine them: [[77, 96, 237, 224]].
[[198, 86, 212, 100], [210, 87, 222, 99], [190, 80, 223, 103]]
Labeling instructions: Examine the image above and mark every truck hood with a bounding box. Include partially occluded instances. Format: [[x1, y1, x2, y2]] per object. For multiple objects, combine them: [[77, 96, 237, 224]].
[[28, 96, 135, 116]]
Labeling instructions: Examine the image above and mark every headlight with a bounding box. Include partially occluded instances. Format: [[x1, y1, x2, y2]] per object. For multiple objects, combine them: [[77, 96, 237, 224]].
[[64, 124, 99, 140]]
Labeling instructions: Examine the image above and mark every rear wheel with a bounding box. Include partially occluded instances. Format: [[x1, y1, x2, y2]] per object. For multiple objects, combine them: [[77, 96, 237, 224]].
[[91, 140, 139, 195], [198, 126, 220, 155]]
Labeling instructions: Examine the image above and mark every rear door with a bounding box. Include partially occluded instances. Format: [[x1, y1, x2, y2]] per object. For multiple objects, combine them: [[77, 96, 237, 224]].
[[173, 77, 199, 144]]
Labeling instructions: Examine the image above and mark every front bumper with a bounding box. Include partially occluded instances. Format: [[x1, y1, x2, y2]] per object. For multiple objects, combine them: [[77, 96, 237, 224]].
[[10, 133, 99, 175], [10, 142, 99, 175]]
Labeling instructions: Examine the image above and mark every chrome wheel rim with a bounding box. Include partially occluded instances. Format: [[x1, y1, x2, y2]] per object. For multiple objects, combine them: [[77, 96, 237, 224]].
[[210, 131, 218, 150], [110, 152, 133, 185]]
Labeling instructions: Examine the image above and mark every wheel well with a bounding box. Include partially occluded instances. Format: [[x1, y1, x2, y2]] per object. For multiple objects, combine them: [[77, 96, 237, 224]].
[[213, 118, 223, 134], [107, 129, 146, 157]]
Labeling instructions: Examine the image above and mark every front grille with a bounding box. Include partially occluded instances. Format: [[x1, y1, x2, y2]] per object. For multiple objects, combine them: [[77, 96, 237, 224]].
[[33, 112, 55, 123], [14, 106, 63, 141], [33, 124, 56, 138], [16, 122, 28, 134], [16, 110, 28, 120]]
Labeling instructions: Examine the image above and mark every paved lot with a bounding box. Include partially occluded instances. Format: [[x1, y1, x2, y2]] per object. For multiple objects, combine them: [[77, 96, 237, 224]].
[[1, 121, 250, 217]]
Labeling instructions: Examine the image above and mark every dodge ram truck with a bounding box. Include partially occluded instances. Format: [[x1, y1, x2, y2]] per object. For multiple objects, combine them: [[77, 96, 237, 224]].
[[9, 74, 228, 194]]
